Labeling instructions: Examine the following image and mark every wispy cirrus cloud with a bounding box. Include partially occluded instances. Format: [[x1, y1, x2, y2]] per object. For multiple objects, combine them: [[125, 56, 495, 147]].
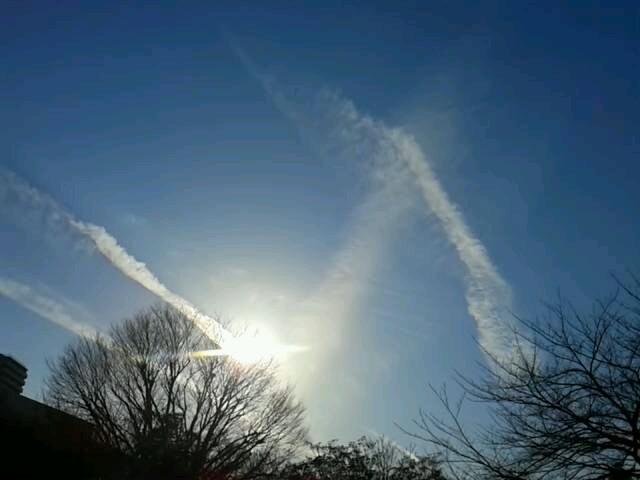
[[0, 276, 99, 339]]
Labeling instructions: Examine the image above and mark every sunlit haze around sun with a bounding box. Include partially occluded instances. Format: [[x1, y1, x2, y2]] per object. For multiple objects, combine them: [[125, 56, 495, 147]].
[[1, 1, 639, 449], [193, 322, 310, 365]]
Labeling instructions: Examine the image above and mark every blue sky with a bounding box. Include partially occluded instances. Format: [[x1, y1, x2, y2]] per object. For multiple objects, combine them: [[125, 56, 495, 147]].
[[1, 1, 639, 444]]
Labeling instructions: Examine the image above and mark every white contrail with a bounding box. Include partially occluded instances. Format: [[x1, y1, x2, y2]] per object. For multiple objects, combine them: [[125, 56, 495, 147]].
[[391, 130, 512, 358], [0, 276, 99, 339], [229, 45, 513, 358], [68, 220, 232, 345], [0, 168, 232, 346], [321, 92, 513, 359]]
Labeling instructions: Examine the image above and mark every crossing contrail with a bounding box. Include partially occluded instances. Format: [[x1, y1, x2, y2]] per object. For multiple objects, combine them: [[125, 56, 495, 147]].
[[0, 167, 232, 346], [228, 39, 513, 360], [321, 92, 513, 359]]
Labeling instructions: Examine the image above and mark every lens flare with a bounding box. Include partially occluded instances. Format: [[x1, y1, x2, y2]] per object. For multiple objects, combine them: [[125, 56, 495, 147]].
[[191, 327, 309, 365]]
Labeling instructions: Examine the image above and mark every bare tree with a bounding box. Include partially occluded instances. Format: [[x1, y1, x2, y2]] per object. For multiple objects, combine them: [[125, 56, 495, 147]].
[[407, 275, 640, 480], [45, 304, 307, 480]]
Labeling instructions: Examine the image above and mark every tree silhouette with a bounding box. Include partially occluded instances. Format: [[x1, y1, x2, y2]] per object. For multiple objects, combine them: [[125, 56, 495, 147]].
[[408, 275, 640, 480], [281, 436, 446, 480], [45, 304, 307, 480]]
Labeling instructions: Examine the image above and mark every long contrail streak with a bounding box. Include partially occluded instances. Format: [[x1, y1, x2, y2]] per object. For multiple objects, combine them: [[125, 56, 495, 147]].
[[323, 93, 513, 359], [228, 40, 514, 359], [0, 168, 232, 346]]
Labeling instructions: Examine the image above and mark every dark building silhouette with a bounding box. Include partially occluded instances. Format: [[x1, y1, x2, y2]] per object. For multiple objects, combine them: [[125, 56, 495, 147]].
[[0, 353, 27, 396], [0, 354, 123, 479]]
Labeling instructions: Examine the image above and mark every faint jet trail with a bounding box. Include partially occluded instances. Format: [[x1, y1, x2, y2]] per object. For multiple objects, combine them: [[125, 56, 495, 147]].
[[321, 92, 513, 359], [227, 39, 513, 359], [0, 167, 232, 346], [68, 220, 233, 345], [0, 276, 99, 339]]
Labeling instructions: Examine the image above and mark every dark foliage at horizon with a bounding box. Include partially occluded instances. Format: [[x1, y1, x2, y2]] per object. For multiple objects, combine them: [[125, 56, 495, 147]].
[[278, 436, 446, 480]]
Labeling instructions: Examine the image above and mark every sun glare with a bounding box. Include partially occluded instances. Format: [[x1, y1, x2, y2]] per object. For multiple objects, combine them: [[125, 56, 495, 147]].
[[225, 335, 278, 364], [191, 324, 308, 365]]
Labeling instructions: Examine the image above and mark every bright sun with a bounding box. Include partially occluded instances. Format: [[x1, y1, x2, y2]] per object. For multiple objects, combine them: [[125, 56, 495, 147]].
[[191, 324, 308, 365], [225, 334, 279, 364]]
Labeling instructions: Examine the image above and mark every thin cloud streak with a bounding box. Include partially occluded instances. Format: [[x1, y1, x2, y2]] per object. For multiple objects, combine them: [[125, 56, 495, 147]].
[[324, 93, 513, 359], [0, 168, 232, 346], [392, 130, 512, 357], [229, 42, 420, 438], [228, 39, 414, 336], [0, 276, 99, 339], [69, 220, 232, 345], [229, 40, 513, 359]]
